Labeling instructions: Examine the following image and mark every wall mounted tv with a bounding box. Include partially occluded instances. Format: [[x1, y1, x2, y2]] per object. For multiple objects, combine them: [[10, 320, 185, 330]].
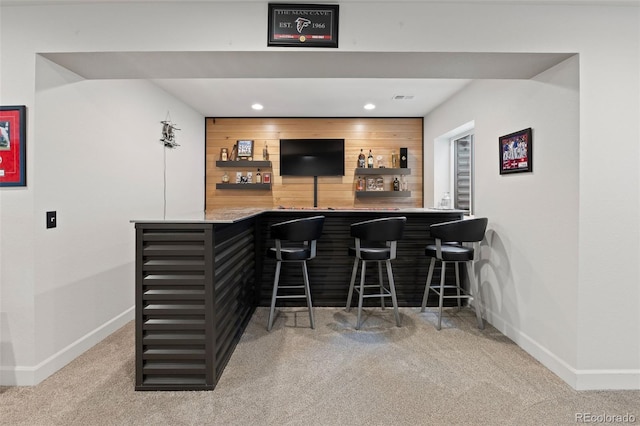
[[279, 139, 345, 176]]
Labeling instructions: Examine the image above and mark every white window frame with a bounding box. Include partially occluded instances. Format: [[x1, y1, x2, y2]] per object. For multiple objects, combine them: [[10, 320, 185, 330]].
[[432, 121, 475, 213]]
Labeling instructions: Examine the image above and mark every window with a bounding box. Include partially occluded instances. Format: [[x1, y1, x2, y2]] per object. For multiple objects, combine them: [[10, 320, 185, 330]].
[[453, 134, 474, 213]]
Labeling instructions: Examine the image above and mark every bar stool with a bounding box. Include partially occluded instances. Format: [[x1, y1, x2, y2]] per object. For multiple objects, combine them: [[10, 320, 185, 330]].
[[266, 215, 325, 331], [421, 217, 488, 330], [345, 216, 406, 329]]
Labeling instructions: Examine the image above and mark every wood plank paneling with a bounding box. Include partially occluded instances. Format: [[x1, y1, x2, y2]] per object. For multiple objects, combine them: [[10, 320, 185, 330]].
[[206, 118, 423, 211]]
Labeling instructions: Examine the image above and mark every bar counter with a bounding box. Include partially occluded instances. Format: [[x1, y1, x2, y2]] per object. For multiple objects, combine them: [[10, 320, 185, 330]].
[[133, 208, 464, 391]]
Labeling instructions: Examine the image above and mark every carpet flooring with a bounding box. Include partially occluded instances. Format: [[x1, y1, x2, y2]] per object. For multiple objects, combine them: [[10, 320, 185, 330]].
[[1, 307, 638, 425]]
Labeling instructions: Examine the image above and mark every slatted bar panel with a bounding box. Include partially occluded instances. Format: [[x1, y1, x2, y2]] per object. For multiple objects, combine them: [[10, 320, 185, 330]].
[[256, 211, 463, 308], [135, 220, 256, 391]]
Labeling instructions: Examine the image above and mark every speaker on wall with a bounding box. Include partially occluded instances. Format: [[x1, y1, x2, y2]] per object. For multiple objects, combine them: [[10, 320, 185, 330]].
[[400, 147, 408, 168]]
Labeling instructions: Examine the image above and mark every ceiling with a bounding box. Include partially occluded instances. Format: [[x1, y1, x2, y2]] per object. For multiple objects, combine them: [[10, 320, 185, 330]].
[[16, 0, 595, 117], [41, 51, 575, 117]]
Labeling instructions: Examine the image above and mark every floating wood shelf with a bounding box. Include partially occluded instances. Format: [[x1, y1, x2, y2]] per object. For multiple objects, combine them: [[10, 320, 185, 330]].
[[216, 183, 271, 190], [355, 191, 412, 198], [355, 168, 411, 175], [216, 160, 271, 168]]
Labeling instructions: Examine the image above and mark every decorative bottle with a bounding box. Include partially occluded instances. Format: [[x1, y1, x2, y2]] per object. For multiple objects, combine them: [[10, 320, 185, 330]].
[[441, 192, 451, 209], [400, 174, 408, 191], [358, 149, 366, 168], [256, 169, 262, 183], [391, 150, 398, 168], [393, 177, 400, 191], [263, 142, 269, 161], [367, 150, 374, 168]]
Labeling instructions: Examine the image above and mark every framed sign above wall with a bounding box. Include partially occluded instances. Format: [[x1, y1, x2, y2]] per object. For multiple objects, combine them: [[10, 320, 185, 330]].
[[0, 105, 27, 187], [268, 3, 339, 48]]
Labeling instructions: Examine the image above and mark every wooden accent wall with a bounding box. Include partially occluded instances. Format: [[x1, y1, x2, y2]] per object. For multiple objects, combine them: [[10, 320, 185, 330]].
[[205, 118, 423, 211]]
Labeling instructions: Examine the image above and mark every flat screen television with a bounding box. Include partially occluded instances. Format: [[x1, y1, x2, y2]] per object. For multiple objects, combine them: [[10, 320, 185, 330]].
[[279, 139, 345, 176]]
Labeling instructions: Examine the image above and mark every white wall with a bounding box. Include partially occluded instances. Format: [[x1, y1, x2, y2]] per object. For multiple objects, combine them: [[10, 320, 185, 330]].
[[1, 1, 638, 389], [425, 56, 582, 384], [1, 25, 204, 383]]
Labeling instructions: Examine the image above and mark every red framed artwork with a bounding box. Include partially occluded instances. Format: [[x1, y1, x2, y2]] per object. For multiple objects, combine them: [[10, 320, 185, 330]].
[[499, 127, 532, 175], [0, 105, 27, 187]]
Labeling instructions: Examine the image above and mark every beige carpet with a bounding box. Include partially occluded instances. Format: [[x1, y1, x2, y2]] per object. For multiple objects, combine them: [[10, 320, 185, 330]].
[[1, 307, 638, 426]]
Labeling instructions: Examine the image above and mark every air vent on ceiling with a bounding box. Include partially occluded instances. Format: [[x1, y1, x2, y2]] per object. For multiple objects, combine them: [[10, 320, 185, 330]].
[[392, 95, 415, 100]]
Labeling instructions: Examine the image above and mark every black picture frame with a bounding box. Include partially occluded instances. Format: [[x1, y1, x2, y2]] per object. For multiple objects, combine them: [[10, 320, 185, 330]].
[[0, 105, 27, 187], [499, 127, 532, 175], [236, 140, 254, 158], [268, 3, 339, 48]]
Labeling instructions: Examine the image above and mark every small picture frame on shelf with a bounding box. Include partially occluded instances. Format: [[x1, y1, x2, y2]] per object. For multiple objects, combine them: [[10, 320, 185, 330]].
[[236, 140, 254, 158], [366, 177, 377, 191], [246, 171, 253, 183], [263, 172, 271, 184], [220, 147, 229, 161], [236, 171, 242, 183]]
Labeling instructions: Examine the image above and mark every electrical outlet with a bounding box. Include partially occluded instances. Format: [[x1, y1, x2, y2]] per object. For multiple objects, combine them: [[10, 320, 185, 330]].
[[46, 211, 57, 229]]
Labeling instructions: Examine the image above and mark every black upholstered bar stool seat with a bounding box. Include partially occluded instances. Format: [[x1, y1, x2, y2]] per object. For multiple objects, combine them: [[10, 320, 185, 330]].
[[345, 216, 406, 329], [421, 217, 488, 330], [267, 215, 325, 331]]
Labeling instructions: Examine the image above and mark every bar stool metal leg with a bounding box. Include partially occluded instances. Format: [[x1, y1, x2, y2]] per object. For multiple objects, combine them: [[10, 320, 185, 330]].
[[421, 258, 436, 312], [454, 263, 462, 310], [466, 261, 484, 329], [302, 261, 315, 329], [356, 260, 367, 330], [437, 261, 446, 330], [268, 261, 282, 331], [346, 258, 359, 312], [378, 262, 385, 309], [385, 259, 401, 327]]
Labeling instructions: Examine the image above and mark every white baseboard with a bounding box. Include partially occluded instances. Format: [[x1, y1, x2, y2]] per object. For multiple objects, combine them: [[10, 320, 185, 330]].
[[484, 309, 640, 390], [0, 306, 134, 386]]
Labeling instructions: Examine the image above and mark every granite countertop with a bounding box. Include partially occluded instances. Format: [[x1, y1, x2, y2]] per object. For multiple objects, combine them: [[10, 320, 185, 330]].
[[131, 208, 265, 224], [131, 207, 465, 224]]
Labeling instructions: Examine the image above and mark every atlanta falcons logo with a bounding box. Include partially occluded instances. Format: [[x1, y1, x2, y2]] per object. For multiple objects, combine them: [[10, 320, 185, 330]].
[[295, 17, 311, 33]]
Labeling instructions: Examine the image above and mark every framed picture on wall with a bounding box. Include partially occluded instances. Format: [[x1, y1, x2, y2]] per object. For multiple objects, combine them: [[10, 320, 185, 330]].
[[236, 140, 254, 158], [267, 3, 339, 48], [0, 105, 27, 187], [499, 127, 532, 174]]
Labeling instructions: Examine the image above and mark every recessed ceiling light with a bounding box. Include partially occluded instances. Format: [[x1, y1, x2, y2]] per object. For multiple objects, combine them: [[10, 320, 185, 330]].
[[364, 103, 376, 110], [251, 103, 264, 110]]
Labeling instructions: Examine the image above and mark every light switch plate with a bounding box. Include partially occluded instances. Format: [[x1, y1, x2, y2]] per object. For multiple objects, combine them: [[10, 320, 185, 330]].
[[46, 211, 57, 229]]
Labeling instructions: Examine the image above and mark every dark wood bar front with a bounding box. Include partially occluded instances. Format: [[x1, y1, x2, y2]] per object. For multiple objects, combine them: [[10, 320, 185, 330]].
[[133, 208, 463, 391], [257, 210, 464, 308]]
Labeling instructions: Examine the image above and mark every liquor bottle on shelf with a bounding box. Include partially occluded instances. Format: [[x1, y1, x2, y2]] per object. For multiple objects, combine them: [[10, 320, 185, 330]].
[[391, 150, 398, 168], [358, 149, 366, 168], [367, 150, 374, 168], [356, 176, 364, 191], [256, 169, 262, 183], [263, 142, 269, 161], [393, 177, 400, 191]]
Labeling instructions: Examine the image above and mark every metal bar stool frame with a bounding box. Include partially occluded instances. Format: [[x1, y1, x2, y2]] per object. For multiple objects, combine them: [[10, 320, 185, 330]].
[[267, 215, 325, 331], [345, 216, 406, 330], [421, 217, 488, 330]]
